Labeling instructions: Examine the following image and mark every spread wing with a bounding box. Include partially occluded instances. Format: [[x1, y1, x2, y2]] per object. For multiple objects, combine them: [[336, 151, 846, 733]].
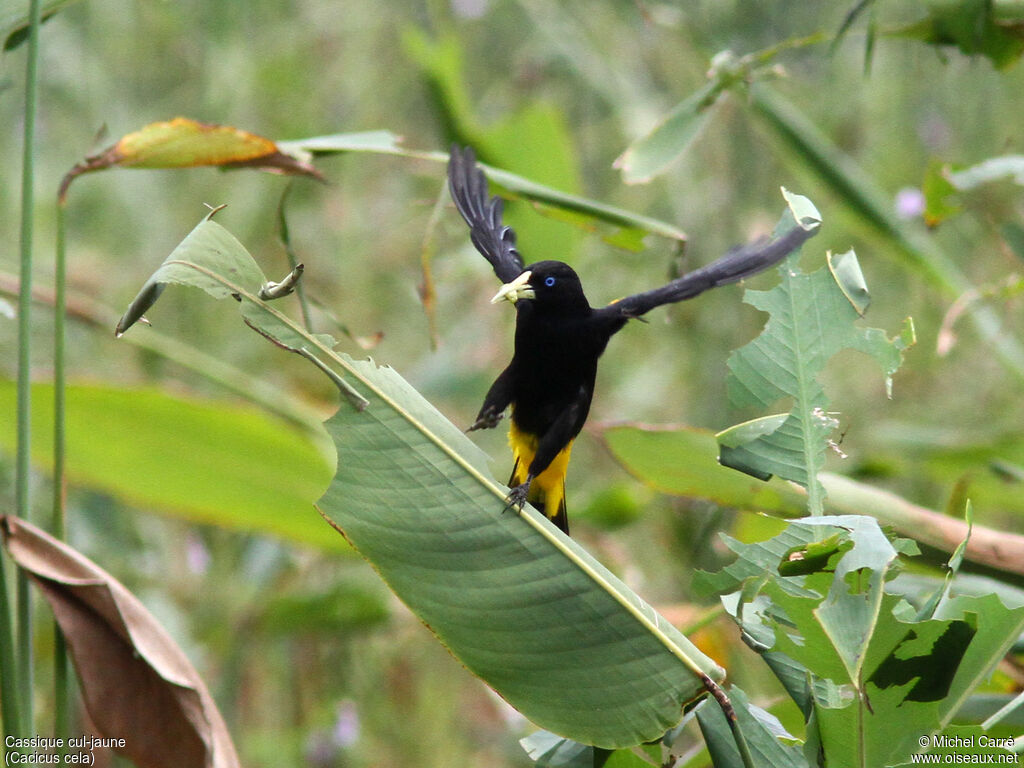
[[447, 145, 525, 284], [593, 223, 818, 320]]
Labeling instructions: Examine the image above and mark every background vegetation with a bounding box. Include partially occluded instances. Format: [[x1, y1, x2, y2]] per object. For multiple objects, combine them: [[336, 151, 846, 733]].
[[2, 1, 1023, 766]]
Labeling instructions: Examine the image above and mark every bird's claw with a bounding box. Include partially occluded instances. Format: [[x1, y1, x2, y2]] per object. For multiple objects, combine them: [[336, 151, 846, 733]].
[[468, 409, 503, 432], [503, 480, 531, 513]]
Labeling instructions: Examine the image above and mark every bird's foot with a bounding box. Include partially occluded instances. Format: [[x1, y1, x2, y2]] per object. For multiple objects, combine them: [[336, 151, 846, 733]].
[[468, 409, 503, 432], [503, 479, 532, 513]]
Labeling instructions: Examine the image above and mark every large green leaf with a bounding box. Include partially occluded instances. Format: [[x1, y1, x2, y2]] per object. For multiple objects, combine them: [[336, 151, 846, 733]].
[[116, 213, 725, 748], [601, 425, 808, 517], [0, 381, 338, 550], [316, 357, 720, 746]]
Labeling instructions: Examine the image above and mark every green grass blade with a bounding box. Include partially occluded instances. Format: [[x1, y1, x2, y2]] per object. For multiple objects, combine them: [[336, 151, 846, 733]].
[[115, 214, 726, 747], [52, 204, 66, 538]]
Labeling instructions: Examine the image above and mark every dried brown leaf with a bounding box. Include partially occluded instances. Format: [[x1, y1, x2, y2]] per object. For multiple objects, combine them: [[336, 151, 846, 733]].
[[1, 516, 240, 768]]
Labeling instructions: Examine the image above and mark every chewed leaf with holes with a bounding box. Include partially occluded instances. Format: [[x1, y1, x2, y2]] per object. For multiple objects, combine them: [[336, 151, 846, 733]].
[[116, 212, 725, 748], [707, 516, 1024, 768], [719, 248, 914, 514]]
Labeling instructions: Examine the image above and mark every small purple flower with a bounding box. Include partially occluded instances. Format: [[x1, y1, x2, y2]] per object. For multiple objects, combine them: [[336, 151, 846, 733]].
[[184, 532, 210, 575], [304, 701, 360, 766], [451, 0, 489, 19], [332, 699, 360, 748], [894, 187, 926, 220]]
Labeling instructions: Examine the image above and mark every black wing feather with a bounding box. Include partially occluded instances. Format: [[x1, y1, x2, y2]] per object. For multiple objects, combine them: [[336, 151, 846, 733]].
[[447, 145, 525, 284], [595, 223, 818, 320]]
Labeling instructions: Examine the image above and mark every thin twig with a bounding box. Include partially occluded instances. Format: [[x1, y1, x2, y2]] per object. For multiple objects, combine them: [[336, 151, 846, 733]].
[[417, 178, 449, 350], [277, 182, 315, 331], [700, 674, 756, 768]]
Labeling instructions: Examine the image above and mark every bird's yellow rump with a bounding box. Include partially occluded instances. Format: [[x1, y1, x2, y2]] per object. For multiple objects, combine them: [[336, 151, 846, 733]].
[[508, 418, 572, 532]]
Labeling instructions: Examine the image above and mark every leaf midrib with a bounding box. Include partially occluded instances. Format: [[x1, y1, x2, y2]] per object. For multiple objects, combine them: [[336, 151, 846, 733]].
[[784, 266, 825, 516]]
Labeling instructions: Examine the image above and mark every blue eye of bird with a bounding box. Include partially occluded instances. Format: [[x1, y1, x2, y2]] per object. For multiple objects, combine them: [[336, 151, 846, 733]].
[[544, 276, 556, 287]]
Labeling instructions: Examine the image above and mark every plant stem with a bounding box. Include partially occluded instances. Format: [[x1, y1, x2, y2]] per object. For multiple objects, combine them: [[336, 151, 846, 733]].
[[417, 179, 448, 350], [702, 676, 756, 768], [981, 689, 1024, 730], [53, 199, 71, 739], [276, 183, 314, 332], [13, 0, 44, 739], [0, 557, 21, 748], [53, 202, 67, 540]]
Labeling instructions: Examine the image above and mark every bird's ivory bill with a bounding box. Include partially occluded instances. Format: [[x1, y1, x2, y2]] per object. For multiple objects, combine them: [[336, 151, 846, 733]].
[[490, 270, 535, 304]]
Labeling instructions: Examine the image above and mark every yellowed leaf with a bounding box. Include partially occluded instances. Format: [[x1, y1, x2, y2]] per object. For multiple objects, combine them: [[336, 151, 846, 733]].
[[114, 117, 277, 167], [60, 117, 323, 200]]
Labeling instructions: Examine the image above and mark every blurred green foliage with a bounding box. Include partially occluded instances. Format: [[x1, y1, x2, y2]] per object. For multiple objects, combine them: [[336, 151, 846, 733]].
[[2, 1, 1024, 766]]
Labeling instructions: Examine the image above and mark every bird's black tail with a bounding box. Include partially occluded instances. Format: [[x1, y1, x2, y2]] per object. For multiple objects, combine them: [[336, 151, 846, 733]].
[[547, 494, 569, 536]]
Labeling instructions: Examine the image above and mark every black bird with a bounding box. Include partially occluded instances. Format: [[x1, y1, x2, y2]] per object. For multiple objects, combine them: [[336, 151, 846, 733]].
[[447, 145, 817, 535]]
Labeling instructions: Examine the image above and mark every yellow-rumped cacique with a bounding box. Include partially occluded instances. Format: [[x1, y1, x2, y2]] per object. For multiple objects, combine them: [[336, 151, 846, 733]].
[[447, 145, 815, 535]]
